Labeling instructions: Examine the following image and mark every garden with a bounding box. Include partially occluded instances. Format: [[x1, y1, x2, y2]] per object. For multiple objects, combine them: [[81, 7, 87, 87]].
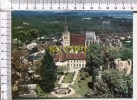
[[70, 70, 92, 97], [62, 72, 75, 83]]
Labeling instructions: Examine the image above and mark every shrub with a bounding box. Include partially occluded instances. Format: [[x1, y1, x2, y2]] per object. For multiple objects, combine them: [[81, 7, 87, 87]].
[[85, 73, 89, 77], [78, 80, 81, 82], [58, 72, 64, 75], [81, 76, 85, 80]]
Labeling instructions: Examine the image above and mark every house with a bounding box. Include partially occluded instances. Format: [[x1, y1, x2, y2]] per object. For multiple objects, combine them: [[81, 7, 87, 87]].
[[54, 50, 86, 71], [114, 58, 132, 74], [26, 42, 37, 50]]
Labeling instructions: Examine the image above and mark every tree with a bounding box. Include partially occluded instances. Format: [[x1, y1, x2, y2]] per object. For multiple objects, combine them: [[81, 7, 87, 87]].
[[56, 40, 62, 46], [86, 44, 105, 68], [57, 65, 69, 73], [16, 31, 28, 46], [86, 44, 105, 84], [39, 49, 57, 92], [119, 48, 133, 60], [29, 29, 39, 40], [104, 47, 121, 68], [92, 69, 133, 98]]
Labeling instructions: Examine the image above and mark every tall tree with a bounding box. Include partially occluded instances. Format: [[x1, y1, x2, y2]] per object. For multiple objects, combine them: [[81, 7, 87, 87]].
[[86, 44, 105, 83], [86, 44, 105, 72], [39, 49, 57, 92]]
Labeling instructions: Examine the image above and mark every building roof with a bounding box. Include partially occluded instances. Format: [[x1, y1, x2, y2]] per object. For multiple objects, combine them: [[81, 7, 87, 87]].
[[86, 31, 96, 41], [27, 42, 37, 50], [54, 52, 86, 62], [66, 53, 86, 60], [70, 34, 85, 46]]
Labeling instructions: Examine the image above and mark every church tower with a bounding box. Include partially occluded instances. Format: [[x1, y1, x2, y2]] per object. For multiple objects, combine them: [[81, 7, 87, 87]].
[[62, 16, 70, 46]]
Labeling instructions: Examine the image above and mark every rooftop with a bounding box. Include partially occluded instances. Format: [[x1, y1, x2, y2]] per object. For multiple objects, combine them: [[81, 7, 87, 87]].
[[70, 34, 85, 46]]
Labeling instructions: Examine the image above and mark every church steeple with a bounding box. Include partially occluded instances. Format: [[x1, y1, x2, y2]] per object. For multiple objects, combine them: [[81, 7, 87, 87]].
[[62, 16, 70, 46], [64, 16, 68, 32]]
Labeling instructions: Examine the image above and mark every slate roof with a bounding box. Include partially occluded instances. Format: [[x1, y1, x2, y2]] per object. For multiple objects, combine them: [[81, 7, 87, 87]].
[[86, 31, 96, 41]]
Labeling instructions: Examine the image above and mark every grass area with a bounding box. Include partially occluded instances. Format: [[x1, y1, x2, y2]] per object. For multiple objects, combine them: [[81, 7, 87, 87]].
[[55, 75, 62, 87], [70, 70, 92, 97], [36, 84, 57, 98], [62, 72, 74, 83]]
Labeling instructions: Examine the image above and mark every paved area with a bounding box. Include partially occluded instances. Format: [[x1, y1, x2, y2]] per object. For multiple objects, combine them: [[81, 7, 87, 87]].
[[51, 87, 75, 98], [58, 71, 79, 85]]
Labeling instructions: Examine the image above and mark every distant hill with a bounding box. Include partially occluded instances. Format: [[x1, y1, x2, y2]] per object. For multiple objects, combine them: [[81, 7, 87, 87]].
[[12, 11, 133, 18]]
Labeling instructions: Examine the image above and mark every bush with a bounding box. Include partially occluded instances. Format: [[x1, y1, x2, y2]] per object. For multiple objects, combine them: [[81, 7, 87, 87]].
[[85, 73, 89, 77], [78, 80, 81, 82], [81, 76, 85, 80], [58, 72, 64, 75]]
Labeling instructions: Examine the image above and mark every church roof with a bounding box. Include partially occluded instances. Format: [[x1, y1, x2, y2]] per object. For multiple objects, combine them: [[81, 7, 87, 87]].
[[86, 31, 96, 40], [70, 34, 85, 46]]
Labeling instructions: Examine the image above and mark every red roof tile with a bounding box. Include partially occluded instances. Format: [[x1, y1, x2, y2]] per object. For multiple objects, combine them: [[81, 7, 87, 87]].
[[70, 34, 85, 46], [54, 53, 86, 62], [66, 53, 86, 60]]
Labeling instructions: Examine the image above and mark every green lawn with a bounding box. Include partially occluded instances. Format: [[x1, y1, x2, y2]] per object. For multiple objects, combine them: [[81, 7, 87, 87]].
[[62, 72, 74, 83], [69, 70, 93, 97]]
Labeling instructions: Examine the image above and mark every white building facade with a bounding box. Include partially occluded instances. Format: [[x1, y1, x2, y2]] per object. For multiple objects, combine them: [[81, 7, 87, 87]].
[[54, 53, 86, 71], [67, 60, 86, 70]]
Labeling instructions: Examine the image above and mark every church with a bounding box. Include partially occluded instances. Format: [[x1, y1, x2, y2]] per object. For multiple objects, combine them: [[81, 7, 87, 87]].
[[62, 23, 100, 47], [54, 21, 100, 70]]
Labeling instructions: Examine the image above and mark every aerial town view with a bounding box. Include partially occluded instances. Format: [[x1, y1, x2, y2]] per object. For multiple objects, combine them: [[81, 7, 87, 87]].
[[12, 11, 133, 98]]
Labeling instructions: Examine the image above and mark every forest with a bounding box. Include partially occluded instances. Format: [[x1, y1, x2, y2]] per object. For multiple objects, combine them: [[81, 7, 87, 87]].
[[12, 11, 133, 39]]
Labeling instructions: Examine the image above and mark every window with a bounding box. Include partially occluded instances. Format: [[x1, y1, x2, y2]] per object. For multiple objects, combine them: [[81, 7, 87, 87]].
[[79, 64, 81, 67]]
